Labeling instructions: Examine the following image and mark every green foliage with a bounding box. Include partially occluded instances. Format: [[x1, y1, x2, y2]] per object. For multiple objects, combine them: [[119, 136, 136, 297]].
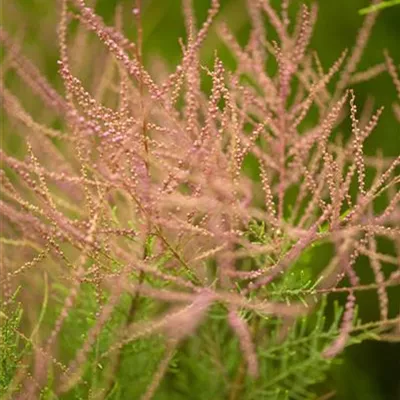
[[124, 297, 376, 400], [49, 283, 166, 399], [0, 277, 388, 400], [0, 291, 23, 397], [248, 299, 343, 400]]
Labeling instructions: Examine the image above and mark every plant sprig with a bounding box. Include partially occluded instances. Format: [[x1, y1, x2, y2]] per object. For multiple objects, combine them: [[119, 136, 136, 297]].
[[359, 0, 400, 15]]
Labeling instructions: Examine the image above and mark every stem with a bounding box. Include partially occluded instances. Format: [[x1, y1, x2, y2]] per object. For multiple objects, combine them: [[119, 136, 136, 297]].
[[228, 316, 260, 400], [103, 271, 145, 398], [134, 0, 149, 163], [228, 360, 246, 400]]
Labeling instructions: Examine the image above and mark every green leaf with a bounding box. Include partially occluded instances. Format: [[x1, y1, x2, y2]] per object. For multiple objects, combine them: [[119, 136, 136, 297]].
[[359, 0, 400, 15], [144, 234, 156, 258]]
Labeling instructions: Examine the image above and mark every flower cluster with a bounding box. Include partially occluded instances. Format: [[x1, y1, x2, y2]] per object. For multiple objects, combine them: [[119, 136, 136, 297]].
[[0, 0, 399, 398]]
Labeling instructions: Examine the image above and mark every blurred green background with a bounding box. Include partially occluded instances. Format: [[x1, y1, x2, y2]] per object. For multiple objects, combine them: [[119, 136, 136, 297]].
[[1, 0, 399, 399]]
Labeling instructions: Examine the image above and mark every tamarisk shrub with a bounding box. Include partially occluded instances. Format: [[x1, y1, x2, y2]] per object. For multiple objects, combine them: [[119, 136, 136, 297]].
[[0, 0, 399, 399]]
